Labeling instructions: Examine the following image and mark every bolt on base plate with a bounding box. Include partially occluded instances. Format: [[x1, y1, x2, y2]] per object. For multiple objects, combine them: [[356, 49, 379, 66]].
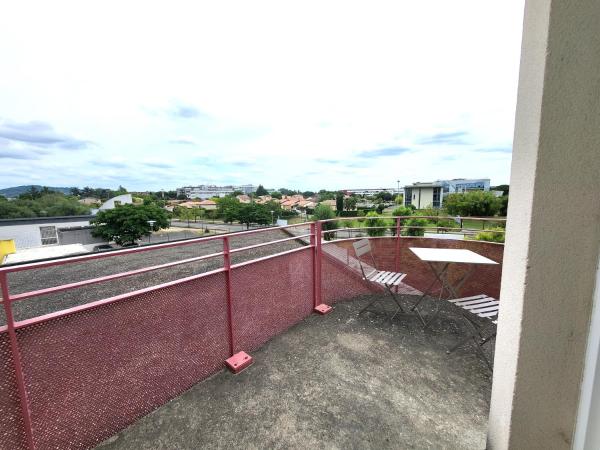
[[225, 351, 253, 374], [314, 304, 333, 315]]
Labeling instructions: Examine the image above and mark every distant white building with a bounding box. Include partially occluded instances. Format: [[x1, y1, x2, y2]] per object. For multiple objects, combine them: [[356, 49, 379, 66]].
[[177, 184, 256, 199], [98, 194, 133, 210], [342, 188, 401, 196], [0, 194, 134, 254], [0, 216, 96, 250], [404, 178, 491, 209]]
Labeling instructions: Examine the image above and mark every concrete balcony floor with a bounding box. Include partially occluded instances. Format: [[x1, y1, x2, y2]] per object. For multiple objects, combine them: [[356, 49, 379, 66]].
[[98, 295, 493, 449]]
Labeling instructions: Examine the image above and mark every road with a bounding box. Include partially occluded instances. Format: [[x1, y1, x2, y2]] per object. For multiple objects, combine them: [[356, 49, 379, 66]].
[[170, 220, 271, 233]]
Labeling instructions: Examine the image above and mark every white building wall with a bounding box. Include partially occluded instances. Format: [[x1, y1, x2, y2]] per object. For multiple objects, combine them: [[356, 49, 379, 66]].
[[0, 219, 91, 250], [98, 194, 133, 210], [488, 0, 600, 447]]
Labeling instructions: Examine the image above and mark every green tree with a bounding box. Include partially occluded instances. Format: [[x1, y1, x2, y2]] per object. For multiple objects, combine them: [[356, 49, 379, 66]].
[[91, 203, 169, 246], [402, 217, 429, 236], [313, 204, 337, 241], [176, 207, 195, 226], [365, 212, 387, 237], [498, 195, 509, 216], [335, 192, 344, 213], [279, 188, 298, 196], [216, 197, 241, 223], [344, 196, 358, 211], [372, 191, 393, 202], [317, 190, 335, 201], [114, 185, 128, 196], [491, 184, 510, 196], [0, 192, 91, 219], [444, 191, 501, 217], [392, 206, 413, 217], [0, 200, 35, 218], [238, 203, 271, 229], [475, 228, 505, 243], [255, 185, 268, 196], [395, 194, 404, 205], [270, 191, 282, 199]]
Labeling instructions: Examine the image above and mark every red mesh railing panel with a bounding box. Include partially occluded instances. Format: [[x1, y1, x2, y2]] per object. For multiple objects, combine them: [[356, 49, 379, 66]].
[[15, 271, 229, 450], [0, 332, 28, 450], [231, 249, 313, 352], [320, 242, 378, 304]]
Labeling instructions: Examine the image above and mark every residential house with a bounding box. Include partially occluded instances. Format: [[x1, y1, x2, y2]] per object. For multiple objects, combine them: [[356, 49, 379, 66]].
[[255, 195, 272, 204], [197, 200, 217, 210], [320, 199, 337, 211], [178, 201, 204, 209], [236, 195, 252, 204]]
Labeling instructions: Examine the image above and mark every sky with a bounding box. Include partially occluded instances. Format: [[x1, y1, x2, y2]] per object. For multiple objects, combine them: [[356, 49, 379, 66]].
[[0, 1, 524, 192]]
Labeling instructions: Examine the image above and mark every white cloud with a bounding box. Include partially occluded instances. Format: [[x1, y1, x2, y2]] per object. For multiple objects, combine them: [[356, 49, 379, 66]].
[[0, 0, 523, 190]]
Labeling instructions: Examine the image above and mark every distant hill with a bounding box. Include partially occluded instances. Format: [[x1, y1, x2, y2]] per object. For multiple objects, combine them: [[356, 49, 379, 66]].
[[0, 185, 74, 198]]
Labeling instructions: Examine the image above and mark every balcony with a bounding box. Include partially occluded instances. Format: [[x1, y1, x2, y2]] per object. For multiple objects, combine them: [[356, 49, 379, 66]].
[[0, 218, 503, 449]]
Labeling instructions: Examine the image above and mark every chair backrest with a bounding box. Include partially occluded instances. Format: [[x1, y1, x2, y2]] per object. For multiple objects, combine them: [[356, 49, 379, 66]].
[[352, 239, 378, 278], [352, 239, 372, 257]]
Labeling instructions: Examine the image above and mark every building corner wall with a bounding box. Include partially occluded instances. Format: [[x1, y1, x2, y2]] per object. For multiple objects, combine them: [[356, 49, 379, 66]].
[[488, 0, 600, 449]]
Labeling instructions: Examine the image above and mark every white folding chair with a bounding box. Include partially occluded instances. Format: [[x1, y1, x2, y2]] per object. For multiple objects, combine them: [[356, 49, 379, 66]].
[[352, 239, 411, 322], [446, 294, 499, 370]]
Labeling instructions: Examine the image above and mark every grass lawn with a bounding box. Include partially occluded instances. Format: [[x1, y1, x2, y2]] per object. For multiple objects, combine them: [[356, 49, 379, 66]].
[[461, 218, 506, 230]]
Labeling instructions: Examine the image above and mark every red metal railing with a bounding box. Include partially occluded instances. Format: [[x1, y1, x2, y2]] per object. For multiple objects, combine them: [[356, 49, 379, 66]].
[[0, 218, 504, 449]]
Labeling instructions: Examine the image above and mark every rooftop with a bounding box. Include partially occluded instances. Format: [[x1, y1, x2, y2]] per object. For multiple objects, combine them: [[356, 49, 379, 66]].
[[98, 296, 492, 450]]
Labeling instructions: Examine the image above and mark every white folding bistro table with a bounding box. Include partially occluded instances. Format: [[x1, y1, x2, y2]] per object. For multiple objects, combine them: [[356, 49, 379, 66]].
[[408, 247, 498, 328]]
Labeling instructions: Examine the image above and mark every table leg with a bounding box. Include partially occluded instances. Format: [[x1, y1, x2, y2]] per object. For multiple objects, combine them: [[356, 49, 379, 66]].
[[421, 262, 476, 330], [411, 262, 450, 326]]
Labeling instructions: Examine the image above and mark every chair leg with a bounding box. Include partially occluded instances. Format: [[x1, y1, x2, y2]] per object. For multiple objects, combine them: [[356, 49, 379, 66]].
[[386, 285, 405, 313], [447, 315, 496, 371], [447, 331, 479, 354], [474, 339, 493, 371], [387, 285, 422, 323], [358, 298, 385, 316], [480, 331, 496, 346]]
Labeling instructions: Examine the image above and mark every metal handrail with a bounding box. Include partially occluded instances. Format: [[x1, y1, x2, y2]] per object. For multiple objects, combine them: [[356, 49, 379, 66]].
[[0, 220, 315, 274]]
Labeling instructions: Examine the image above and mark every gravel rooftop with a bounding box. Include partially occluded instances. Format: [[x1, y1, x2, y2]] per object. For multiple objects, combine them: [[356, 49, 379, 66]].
[[98, 295, 493, 450], [2, 229, 306, 325]]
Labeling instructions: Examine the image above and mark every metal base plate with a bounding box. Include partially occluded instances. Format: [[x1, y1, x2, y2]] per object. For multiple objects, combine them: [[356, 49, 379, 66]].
[[314, 304, 333, 315], [225, 351, 253, 374]]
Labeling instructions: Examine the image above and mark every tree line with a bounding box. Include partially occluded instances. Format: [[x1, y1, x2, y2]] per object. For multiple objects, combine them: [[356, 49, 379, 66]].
[[0, 187, 92, 219]]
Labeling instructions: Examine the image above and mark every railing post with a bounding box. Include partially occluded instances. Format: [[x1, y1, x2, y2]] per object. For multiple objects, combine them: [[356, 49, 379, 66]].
[[222, 237, 254, 373], [1, 272, 36, 450], [222, 237, 234, 356], [315, 221, 322, 308], [311, 220, 331, 314], [310, 223, 317, 308], [394, 217, 402, 273]]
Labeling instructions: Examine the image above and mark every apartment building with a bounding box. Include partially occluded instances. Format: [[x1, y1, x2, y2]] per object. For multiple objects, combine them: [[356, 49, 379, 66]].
[[404, 178, 490, 209]]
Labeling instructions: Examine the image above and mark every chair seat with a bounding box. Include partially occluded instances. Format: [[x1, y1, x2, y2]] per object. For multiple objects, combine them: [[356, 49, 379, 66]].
[[365, 270, 407, 286], [447, 294, 499, 371], [449, 295, 499, 321]]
